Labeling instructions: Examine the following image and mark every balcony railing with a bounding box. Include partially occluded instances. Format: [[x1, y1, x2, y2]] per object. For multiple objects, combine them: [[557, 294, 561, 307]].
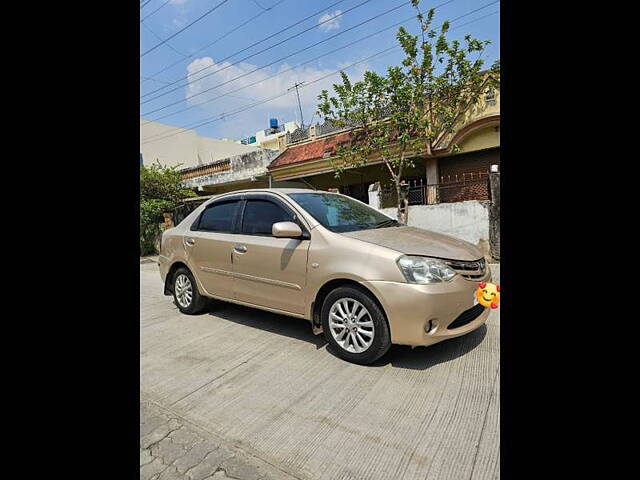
[[180, 159, 231, 180]]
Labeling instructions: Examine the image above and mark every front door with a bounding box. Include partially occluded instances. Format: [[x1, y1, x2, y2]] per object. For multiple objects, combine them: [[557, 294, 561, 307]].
[[186, 199, 241, 299], [232, 198, 310, 315]]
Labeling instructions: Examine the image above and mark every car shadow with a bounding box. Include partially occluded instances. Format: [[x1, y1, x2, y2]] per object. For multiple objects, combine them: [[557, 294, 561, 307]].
[[205, 300, 488, 370], [368, 324, 488, 370], [206, 301, 327, 348]]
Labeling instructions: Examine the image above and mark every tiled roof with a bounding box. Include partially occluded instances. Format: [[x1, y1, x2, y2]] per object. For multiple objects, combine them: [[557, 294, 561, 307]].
[[268, 132, 352, 169]]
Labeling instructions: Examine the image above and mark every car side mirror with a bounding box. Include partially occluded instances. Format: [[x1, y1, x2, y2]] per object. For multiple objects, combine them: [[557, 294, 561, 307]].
[[272, 221, 302, 238]]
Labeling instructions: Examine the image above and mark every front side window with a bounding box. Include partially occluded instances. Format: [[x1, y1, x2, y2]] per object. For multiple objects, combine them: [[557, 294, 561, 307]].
[[198, 201, 239, 232], [241, 199, 295, 235], [288, 192, 396, 233]]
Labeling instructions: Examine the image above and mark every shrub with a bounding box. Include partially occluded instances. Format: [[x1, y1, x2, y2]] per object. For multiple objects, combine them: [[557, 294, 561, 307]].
[[140, 162, 197, 256]]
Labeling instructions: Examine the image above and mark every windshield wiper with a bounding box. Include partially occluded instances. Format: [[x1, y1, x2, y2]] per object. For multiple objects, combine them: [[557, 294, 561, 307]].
[[374, 219, 400, 228]]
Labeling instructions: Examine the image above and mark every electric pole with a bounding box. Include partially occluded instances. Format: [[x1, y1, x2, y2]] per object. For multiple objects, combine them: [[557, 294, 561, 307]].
[[288, 82, 305, 128]]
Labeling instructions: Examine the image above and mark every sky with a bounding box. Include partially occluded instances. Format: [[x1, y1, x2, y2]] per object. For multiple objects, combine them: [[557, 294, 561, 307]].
[[139, 0, 500, 143]]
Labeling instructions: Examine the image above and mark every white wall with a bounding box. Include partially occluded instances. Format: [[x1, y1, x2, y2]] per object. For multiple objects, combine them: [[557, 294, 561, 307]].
[[380, 200, 490, 252], [140, 119, 260, 169]]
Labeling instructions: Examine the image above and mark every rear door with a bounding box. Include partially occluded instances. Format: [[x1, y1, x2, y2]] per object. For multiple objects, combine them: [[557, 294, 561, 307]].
[[185, 199, 241, 299], [232, 196, 311, 315]]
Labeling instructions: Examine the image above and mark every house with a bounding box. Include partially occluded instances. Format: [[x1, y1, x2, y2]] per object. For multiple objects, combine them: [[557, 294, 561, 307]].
[[238, 119, 300, 151], [141, 118, 309, 196], [140, 119, 263, 170], [267, 86, 500, 206]]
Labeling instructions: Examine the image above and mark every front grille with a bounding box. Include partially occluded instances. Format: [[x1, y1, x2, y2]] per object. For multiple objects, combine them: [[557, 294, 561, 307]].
[[445, 258, 486, 280], [447, 303, 485, 330]]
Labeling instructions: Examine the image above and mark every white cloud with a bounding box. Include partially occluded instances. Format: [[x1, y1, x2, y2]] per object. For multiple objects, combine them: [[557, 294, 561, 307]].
[[318, 10, 342, 32], [169, 0, 188, 28], [184, 56, 369, 138]]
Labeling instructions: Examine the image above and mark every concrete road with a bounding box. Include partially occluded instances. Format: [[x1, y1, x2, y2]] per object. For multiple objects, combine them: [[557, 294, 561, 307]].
[[141, 263, 500, 480]]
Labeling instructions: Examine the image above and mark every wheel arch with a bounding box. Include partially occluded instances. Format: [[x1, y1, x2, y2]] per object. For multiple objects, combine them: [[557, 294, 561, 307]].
[[163, 261, 191, 295], [310, 278, 389, 334]]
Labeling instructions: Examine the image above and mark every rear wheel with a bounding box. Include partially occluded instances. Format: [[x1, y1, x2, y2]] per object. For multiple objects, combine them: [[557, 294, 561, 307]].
[[172, 267, 209, 314], [321, 286, 391, 365]]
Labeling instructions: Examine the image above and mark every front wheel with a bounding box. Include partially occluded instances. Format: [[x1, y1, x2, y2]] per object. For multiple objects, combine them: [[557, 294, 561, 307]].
[[321, 286, 391, 365], [172, 267, 209, 314]]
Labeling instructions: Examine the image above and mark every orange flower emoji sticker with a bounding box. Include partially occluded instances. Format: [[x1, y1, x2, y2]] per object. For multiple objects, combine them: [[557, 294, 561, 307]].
[[476, 282, 500, 309]]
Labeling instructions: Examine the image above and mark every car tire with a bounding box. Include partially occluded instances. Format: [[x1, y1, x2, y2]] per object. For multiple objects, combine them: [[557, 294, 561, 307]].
[[321, 286, 391, 365], [172, 267, 209, 315]]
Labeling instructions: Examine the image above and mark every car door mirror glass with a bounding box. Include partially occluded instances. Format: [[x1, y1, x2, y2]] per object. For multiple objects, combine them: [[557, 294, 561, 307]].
[[272, 221, 302, 238]]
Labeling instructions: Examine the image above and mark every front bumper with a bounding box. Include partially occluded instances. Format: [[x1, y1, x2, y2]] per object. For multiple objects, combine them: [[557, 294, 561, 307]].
[[361, 271, 491, 347]]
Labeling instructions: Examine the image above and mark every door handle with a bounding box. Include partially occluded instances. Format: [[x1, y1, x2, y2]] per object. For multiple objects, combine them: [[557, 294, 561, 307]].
[[185, 237, 196, 247], [234, 244, 247, 253]]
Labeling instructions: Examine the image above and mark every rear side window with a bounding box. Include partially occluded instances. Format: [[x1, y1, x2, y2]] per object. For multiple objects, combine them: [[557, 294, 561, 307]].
[[198, 201, 239, 232], [241, 200, 294, 235]]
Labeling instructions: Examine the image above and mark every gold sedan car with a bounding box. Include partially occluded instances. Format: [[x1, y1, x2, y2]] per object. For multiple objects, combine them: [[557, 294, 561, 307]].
[[159, 189, 491, 364]]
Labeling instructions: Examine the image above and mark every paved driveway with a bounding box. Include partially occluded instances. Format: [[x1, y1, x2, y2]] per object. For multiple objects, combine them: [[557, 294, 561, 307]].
[[141, 263, 499, 480]]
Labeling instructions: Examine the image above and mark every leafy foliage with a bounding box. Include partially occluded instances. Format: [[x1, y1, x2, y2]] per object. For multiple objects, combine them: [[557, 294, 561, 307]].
[[316, 0, 499, 223], [140, 162, 197, 255]]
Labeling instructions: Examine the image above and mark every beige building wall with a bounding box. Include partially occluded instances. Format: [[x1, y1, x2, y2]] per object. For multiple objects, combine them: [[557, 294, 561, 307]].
[[140, 119, 261, 170]]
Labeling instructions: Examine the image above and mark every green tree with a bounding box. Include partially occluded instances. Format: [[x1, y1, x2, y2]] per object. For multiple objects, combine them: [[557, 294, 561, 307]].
[[140, 162, 197, 255], [317, 0, 499, 223]]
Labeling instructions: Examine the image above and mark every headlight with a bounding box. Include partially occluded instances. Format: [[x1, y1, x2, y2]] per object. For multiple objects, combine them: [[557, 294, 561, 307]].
[[396, 255, 457, 284]]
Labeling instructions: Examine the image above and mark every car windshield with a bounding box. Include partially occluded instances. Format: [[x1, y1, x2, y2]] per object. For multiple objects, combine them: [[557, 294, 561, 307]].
[[288, 192, 399, 233]]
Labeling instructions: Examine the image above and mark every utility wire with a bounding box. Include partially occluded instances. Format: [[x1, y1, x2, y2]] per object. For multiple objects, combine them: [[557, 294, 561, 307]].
[[452, 9, 499, 30], [141, 2, 498, 144], [140, 0, 462, 115], [141, 0, 172, 23], [140, 0, 154, 9], [251, 0, 268, 10], [141, 21, 189, 58], [140, 0, 231, 58], [141, 76, 174, 85], [140, 0, 354, 98], [141, 12, 418, 123], [141, 45, 399, 145], [450, 0, 498, 23], [141, 0, 287, 86], [140, 0, 398, 104]]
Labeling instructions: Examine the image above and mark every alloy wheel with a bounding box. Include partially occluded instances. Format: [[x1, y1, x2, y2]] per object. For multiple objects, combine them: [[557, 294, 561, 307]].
[[175, 274, 193, 308], [328, 298, 375, 353]]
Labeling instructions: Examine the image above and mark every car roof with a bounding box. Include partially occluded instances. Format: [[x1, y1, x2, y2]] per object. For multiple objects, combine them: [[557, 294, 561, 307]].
[[227, 188, 320, 194]]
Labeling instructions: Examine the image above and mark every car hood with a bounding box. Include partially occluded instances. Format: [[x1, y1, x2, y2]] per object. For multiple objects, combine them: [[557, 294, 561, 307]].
[[341, 226, 483, 261]]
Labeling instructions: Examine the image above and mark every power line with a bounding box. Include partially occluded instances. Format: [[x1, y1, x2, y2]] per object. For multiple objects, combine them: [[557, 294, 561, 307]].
[[140, 1, 499, 144], [140, 0, 287, 86], [451, 9, 499, 30], [141, 11, 420, 124], [140, 0, 491, 125], [140, 0, 154, 9], [141, 0, 172, 23], [141, 45, 400, 145], [141, 76, 174, 85], [140, 0, 465, 116], [141, 21, 189, 58], [140, 0, 399, 105], [251, 0, 268, 10], [450, 0, 499, 23], [140, 0, 231, 58], [141, 0, 417, 113], [140, 0, 354, 98]]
